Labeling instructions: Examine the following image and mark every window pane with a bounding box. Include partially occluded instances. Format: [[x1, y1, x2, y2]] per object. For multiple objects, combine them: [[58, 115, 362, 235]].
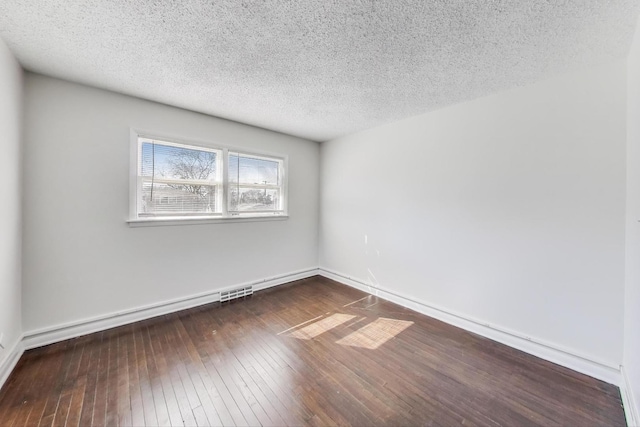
[[228, 153, 279, 185], [229, 187, 279, 212], [140, 181, 218, 215], [141, 141, 217, 181]]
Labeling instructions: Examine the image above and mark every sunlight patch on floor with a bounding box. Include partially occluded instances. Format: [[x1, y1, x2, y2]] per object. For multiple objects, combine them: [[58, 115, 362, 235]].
[[343, 296, 368, 307], [288, 313, 356, 340], [336, 318, 413, 349], [277, 314, 323, 335]]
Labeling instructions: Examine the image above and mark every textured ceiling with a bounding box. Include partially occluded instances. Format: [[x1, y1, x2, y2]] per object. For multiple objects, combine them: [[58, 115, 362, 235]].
[[1, 1, 639, 141]]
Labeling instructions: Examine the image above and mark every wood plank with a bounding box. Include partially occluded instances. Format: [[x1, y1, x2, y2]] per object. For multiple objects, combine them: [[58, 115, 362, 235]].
[[133, 325, 159, 426], [52, 338, 86, 427], [77, 335, 101, 427], [89, 333, 109, 427], [170, 315, 227, 426], [125, 324, 146, 427], [24, 346, 66, 427], [186, 307, 281, 426], [102, 330, 120, 427], [139, 324, 170, 427], [115, 328, 132, 427], [145, 319, 184, 427], [6, 352, 48, 427], [155, 318, 198, 426], [37, 344, 73, 427]]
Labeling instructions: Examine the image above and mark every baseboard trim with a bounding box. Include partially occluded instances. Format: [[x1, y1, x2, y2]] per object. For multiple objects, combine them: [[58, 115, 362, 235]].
[[622, 365, 639, 427], [0, 337, 25, 391], [318, 267, 621, 386], [22, 268, 319, 351]]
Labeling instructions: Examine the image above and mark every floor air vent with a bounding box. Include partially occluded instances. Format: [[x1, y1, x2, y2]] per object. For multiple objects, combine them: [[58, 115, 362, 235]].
[[220, 286, 253, 303]]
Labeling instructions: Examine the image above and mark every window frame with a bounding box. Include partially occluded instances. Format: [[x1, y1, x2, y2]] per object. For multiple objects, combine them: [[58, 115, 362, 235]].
[[227, 150, 286, 216], [137, 138, 223, 218], [128, 129, 288, 227]]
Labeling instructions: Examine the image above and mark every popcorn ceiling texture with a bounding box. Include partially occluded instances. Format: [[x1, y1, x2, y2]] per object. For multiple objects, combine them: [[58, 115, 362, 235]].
[[0, 0, 639, 141]]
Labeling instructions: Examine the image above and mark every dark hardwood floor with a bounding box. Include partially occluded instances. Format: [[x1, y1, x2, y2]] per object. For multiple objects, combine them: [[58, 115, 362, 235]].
[[0, 276, 626, 426]]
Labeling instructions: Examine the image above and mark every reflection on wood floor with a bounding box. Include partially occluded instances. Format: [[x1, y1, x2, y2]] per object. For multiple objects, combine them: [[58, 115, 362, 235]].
[[0, 276, 626, 426]]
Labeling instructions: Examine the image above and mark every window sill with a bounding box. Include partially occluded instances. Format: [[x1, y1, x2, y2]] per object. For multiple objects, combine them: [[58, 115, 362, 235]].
[[127, 215, 289, 227]]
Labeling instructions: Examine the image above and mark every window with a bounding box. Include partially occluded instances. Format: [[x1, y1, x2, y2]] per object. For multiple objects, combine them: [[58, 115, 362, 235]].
[[228, 152, 284, 215], [130, 133, 287, 224], [138, 139, 222, 217]]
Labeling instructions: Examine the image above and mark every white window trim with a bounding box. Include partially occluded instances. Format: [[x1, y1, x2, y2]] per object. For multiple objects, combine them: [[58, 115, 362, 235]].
[[128, 128, 289, 226]]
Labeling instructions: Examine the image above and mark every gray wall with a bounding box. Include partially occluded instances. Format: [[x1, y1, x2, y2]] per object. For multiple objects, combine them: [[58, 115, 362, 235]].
[[320, 61, 627, 369], [0, 37, 23, 366], [22, 73, 320, 332], [624, 10, 640, 422]]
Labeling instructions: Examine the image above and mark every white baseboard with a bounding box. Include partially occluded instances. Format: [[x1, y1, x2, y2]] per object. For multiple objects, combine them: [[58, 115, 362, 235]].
[[318, 267, 621, 386], [622, 365, 640, 427], [22, 268, 319, 351], [0, 337, 25, 391]]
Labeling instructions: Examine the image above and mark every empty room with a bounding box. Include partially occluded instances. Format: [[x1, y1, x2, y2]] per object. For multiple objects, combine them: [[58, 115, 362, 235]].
[[1, 0, 640, 426]]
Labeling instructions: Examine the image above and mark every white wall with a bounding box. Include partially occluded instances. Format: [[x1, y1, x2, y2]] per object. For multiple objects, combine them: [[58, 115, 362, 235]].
[[22, 74, 319, 332], [624, 10, 640, 423], [0, 38, 23, 364], [320, 61, 627, 369]]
